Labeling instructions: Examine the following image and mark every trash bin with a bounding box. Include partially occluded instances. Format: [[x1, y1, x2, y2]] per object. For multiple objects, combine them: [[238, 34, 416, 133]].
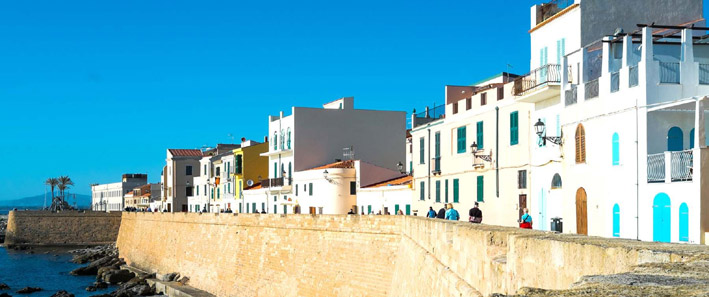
[[551, 217, 563, 233]]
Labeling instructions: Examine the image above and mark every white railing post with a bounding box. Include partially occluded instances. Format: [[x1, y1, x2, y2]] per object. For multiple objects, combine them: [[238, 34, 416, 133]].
[[696, 97, 706, 148]]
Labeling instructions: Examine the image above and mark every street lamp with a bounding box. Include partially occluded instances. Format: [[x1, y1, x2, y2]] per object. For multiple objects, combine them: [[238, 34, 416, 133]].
[[471, 142, 493, 165], [396, 162, 405, 174], [534, 118, 563, 146]]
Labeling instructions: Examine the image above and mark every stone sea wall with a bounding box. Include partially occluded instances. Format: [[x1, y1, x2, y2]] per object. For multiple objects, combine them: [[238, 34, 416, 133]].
[[5, 211, 122, 247], [116, 213, 709, 297]]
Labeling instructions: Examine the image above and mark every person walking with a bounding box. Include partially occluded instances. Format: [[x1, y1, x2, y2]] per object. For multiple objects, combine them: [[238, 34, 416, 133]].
[[445, 203, 460, 221], [519, 208, 533, 229], [427, 207, 437, 218], [436, 207, 446, 219], [469, 202, 483, 224]]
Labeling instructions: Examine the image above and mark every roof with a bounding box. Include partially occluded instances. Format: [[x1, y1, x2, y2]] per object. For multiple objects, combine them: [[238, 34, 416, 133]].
[[168, 149, 203, 157], [308, 160, 355, 170], [363, 175, 412, 188], [245, 182, 262, 190]]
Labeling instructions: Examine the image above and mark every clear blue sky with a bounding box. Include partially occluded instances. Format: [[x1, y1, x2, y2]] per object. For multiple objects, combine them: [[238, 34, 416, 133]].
[[1, 1, 706, 199]]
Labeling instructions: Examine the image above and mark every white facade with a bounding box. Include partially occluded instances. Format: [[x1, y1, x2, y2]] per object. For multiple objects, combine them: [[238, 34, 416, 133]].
[[91, 174, 148, 211], [188, 156, 211, 213], [357, 175, 413, 215]]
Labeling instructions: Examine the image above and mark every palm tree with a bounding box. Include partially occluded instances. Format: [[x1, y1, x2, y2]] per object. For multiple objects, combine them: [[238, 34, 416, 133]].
[[45, 177, 59, 200], [57, 176, 74, 199]]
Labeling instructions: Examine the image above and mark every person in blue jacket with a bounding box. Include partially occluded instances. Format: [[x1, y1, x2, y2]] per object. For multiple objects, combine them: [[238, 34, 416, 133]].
[[427, 207, 437, 218], [444, 203, 460, 221]]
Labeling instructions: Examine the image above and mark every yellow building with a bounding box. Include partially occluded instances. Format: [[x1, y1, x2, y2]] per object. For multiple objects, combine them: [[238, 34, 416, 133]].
[[232, 140, 269, 213]]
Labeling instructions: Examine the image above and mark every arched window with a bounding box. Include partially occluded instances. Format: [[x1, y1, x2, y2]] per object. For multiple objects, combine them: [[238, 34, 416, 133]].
[[679, 202, 689, 242], [551, 173, 562, 189], [575, 124, 586, 163], [667, 126, 683, 151], [612, 132, 620, 166]]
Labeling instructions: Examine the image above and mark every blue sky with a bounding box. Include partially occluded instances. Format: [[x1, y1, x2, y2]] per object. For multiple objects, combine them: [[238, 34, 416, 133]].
[[1, 1, 706, 199]]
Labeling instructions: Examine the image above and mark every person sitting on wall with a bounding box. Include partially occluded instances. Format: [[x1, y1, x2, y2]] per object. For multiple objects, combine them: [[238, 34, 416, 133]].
[[519, 208, 533, 229], [469, 202, 483, 224], [261, 209, 266, 214]]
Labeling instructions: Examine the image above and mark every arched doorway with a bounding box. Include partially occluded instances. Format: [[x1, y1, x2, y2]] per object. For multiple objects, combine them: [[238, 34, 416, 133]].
[[667, 127, 683, 151], [612, 203, 620, 237], [679, 202, 688, 242], [653, 193, 671, 242], [575, 188, 588, 235]]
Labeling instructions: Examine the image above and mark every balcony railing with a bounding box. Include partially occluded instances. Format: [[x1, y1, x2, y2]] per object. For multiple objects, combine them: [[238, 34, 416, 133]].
[[565, 85, 577, 106], [584, 79, 599, 99], [671, 150, 693, 181], [629, 65, 639, 87], [659, 62, 680, 84], [513, 64, 561, 96], [699, 64, 709, 85], [610, 71, 620, 93], [261, 177, 284, 188], [647, 153, 666, 182]]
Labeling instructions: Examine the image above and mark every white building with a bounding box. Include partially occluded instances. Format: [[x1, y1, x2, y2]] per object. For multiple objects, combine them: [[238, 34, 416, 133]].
[[357, 175, 412, 215], [517, 0, 707, 243], [185, 144, 240, 213], [91, 174, 148, 211], [244, 97, 406, 214]]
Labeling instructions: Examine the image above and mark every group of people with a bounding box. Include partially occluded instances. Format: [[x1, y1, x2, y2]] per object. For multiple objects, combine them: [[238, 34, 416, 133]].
[[425, 203, 534, 229]]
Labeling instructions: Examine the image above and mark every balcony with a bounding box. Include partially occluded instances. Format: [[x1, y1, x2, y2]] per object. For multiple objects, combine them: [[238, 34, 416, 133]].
[[647, 150, 693, 183], [261, 177, 284, 188], [659, 62, 680, 84], [699, 64, 709, 85], [432, 157, 441, 174], [514, 64, 562, 103]]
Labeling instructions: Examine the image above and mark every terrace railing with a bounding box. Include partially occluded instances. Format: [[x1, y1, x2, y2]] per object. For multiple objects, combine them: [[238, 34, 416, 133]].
[[659, 62, 680, 84], [647, 153, 666, 183], [671, 150, 693, 181], [513, 64, 561, 96], [584, 78, 599, 99], [629, 65, 639, 87], [261, 177, 284, 188], [699, 64, 709, 85]]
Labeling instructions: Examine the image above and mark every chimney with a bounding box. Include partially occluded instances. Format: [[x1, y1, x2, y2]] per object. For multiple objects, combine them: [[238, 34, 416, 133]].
[[264, 135, 269, 143], [241, 137, 246, 142]]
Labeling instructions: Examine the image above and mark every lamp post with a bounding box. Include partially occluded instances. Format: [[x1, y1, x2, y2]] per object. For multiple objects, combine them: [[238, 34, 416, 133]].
[[534, 118, 563, 146], [396, 162, 405, 174], [471, 142, 493, 166]]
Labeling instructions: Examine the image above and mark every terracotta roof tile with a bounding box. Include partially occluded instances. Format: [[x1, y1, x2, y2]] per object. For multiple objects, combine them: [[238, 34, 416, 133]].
[[308, 160, 355, 170], [363, 175, 412, 188], [168, 149, 204, 157]]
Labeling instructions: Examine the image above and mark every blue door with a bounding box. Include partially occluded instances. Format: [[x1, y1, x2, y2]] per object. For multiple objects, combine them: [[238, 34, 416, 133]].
[[679, 203, 689, 242], [653, 193, 671, 242], [538, 188, 547, 231], [667, 127, 683, 151], [612, 203, 620, 237]]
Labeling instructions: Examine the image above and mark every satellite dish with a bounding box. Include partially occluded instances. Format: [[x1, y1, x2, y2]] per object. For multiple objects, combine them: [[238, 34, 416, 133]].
[[247, 180, 254, 187]]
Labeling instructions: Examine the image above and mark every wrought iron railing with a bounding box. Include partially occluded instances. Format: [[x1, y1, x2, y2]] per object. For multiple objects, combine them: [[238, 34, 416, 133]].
[[671, 150, 693, 181], [659, 62, 680, 84], [261, 177, 284, 188], [610, 71, 620, 93], [412, 104, 445, 128], [585, 79, 599, 99], [539, 0, 575, 24], [565, 85, 577, 106], [629, 65, 639, 87], [699, 64, 709, 85], [647, 153, 666, 183], [513, 64, 561, 96]]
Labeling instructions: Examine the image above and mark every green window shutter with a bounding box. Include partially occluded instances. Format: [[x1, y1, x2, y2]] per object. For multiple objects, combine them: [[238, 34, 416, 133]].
[[444, 180, 449, 203], [511, 112, 519, 145], [309, 183, 313, 196], [217, 189, 220, 199], [405, 205, 411, 215], [274, 205, 277, 214], [239, 204, 242, 213], [420, 182, 425, 201], [395, 204, 400, 214], [477, 176, 484, 202], [283, 205, 287, 214], [273, 163, 277, 178], [453, 179, 459, 203], [435, 181, 441, 202], [476, 121, 484, 149], [419, 137, 425, 164], [287, 128, 291, 149], [457, 127, 467, 153], [368, 205, 372, 214], [228, 183, 230, 193], [273, 133, 277, 150], [434, 132, 440, 157]]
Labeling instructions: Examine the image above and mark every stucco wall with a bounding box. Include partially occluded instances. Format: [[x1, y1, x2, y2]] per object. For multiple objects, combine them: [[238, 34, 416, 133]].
[[5, 211, 122, 246]]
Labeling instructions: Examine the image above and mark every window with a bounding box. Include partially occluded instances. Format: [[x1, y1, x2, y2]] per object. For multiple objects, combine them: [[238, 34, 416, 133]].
[[452, 102, 458, 114], [419, 137, 425, 164], [287, 127, 292, 149], [226, 162, 230, 175], [453, 179, 459, 203], [262, 203, 265, 213], [252, 203, 256, 213], [228, 183, 231, 193], [420, 182, 425, 201], [281, 164, 284, 178], [476, 122, 483, 149], [510, 111, 519, 145], [556, 38, 566, 65], [434, 132, 441, 172], [435, 180, 441, 202], [273, 131, 278, 150], [444, 180, 449, 203], [457, 126, 466, 153], [518, 170, 527, 189], [186, 165, 193, 176], [274, 196, 277, 202], [186, 187, 193, 197], [295, 184, 299, 196], [476, 176, 484, 202], [217, 188, 220, 199], [216, 167, 221, 177], [309, 183, 313, 196], [466, 98, 472, 110], [203, 165, 207, 174], [273, 163, 277, 178], [280, 129, 285, 150], [481, 92, 487, 106], [350, 181, 356, 195], [612, 133, 620, 166], [236, 155, 243, 174], [551, 173, 562, 189], [497, 87, 504, 100], [196, 186, 199, 196], [204, 185, 206, 195], [575, 124, 586, 163], [211, 189, 214, 199]]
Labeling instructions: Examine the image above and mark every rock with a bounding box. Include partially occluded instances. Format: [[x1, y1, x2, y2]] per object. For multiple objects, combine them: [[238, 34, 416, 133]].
[[0, 293, 11, 297], [49, 290, 74, 297], [15, 287, 42, 294], [88, 295, 111, 297], [0, 283, 9, 290], [103, 269, 135, 284], [85, 286, 96, 292], [128, 284, 154, 296], [71, 254, 120, 276], [94, 282, 108, 289]]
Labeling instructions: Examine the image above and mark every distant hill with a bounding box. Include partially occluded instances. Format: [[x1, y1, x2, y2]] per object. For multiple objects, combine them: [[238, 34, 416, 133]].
[[0, 193, 91, 208]]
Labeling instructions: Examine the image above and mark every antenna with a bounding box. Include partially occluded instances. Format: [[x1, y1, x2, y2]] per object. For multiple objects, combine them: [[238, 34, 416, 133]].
[[227, 133, 235, 144], [343, 146, 355, 160]]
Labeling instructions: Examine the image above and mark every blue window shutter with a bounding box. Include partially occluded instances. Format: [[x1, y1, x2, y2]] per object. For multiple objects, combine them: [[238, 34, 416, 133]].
[[561, 38, 566, 60], [612, 133, 620, 165], [453, 179, 459, 203], [420, 137, 425, 164], [679, 203, 689, 242], [476, 176, 484, 202], [612, 204, 620, 237], [457, 127, 467, 153], [476, 122, 484, 149], [556, 114, 561, 136]]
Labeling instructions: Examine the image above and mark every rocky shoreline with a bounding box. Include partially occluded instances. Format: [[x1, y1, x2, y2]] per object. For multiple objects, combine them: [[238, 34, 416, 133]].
[[0, 215, 7, 244]]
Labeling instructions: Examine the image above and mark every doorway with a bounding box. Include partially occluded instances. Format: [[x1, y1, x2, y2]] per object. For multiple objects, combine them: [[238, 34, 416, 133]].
[[653, 193, 671, 242], [518, 194, 527, 221], [575, 187, 588, 235]]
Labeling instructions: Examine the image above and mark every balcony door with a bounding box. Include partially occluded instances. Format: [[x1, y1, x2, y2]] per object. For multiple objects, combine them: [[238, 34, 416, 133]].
[[667, 127, 683, 151]]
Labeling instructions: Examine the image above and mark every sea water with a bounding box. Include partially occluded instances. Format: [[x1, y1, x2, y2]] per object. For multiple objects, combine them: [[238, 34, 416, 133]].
[[0, 247, 115, 297]]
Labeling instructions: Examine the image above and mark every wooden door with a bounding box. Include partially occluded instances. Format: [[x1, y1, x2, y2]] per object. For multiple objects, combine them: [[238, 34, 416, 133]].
[[576, 188, 588, 235], [309, 207, 316, 214], [518, 194, 527, 221]]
